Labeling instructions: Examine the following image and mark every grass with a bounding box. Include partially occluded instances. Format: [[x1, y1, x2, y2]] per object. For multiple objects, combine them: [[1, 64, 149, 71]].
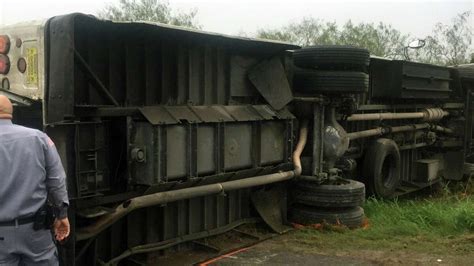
[[290, 179, 474, 256]]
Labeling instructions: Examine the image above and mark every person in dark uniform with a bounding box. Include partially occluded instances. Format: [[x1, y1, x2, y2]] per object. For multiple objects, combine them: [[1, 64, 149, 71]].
[[0, 95, 70, 265]]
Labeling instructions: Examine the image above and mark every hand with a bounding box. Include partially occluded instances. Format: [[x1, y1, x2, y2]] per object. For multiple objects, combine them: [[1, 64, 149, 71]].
[[54, 218, 70, 242]]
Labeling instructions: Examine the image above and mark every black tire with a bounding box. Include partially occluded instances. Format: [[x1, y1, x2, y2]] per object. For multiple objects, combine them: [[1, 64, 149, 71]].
[[363, 138, 401, 198], [290, 205, 365, 228], [293, 70, 368, 94], [293, 179, 365, 208], [293, 46, 370, 71]]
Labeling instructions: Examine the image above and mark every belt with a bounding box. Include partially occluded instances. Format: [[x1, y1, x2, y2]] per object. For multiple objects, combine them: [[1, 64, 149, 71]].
[[0, 216, 36, 227]]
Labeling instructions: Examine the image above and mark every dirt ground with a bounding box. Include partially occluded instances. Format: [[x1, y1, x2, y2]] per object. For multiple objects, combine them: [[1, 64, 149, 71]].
[[204, 231, 474, 266]]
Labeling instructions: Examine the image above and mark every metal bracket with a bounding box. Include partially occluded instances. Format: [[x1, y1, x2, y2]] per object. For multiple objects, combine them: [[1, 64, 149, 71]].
[[74, 49, 119, 106]]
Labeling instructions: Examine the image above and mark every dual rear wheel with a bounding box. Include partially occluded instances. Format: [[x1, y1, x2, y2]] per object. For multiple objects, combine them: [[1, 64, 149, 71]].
[[290, 179, 366, 228], [289, 138, 402, 227], [292, 46, 370, 94]]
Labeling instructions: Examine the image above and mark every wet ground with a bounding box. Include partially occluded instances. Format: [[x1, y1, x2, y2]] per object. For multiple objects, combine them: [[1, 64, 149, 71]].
[[205, 241, 378, 265], [198, 232, 473, 266], [149, 224, 473, 266]]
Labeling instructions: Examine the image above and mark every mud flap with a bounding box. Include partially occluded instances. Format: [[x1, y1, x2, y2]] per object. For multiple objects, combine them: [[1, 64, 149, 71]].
[[251, 184, 291, 234], [248, 57, 293, 111]]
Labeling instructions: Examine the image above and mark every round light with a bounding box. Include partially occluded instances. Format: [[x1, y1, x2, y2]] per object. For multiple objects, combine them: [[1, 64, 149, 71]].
[[0, 54, 10, 74], [1, 78, 9, 90], [17, 58, 27, 73], [0, 35, 10, 54]]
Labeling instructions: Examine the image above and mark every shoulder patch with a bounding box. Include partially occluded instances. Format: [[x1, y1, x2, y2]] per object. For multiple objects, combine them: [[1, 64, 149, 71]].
[[47, 137, 55, 147]]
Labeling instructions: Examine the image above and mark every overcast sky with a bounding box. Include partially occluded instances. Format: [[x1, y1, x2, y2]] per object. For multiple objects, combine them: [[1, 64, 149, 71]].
[[0, 0, 472, 40]]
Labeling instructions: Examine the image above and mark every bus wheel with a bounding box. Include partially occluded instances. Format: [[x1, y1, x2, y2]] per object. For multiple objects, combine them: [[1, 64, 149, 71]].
[[293, 179, 365, 208], [363, 138, 401, 198], [293, 45, 370, 71], [293, 70, 368, 94], [290, 205, 365, 228]]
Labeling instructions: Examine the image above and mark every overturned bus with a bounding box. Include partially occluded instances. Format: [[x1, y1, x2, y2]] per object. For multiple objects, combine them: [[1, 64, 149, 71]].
[[0, 13, 473, 265]]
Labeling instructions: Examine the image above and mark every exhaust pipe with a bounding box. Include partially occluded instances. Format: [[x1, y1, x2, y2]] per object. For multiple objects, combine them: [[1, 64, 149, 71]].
[[346, 108, 448, 122], [76, 120, 309, 241]]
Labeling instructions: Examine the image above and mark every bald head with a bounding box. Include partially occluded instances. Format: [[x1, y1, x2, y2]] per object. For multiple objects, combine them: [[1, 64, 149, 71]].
[[0, 95, 13, 120]]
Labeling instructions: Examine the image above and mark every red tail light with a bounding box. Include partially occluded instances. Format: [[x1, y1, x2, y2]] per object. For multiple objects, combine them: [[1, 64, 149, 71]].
[[0, 35, 10, 54], [0, 54, 10, 74]]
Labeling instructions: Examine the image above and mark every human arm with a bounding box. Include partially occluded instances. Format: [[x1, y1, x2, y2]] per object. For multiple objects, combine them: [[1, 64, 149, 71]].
[[42, 134, 70, 240]]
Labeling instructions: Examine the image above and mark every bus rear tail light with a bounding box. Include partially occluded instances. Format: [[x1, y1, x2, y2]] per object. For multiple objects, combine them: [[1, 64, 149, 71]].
[[0, 55, 10, 74], [0, 35, 10, 54]]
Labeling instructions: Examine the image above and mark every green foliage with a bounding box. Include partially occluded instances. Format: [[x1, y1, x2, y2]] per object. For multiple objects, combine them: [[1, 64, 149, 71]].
[[257, 11, 472, 65], [363, 196, 474, 236], [257, 18, 339, 47], [257, 17, 409, 58], [293, 192, 474, 255], [98, 0, 200, 29], [411, 11, 472, 66], [339, 21, 408, 59]]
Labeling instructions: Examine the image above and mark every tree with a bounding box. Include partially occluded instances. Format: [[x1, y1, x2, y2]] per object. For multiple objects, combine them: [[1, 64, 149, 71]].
[[412, 11, 472, 66], [257, 11, 473, 65], [257, 18, 339, 47], [257, 18, 409, 59], [339, 21, 408, 59], [98, 0, 200, 29]]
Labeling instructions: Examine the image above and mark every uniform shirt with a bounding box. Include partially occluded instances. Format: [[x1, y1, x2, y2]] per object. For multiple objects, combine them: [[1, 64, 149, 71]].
[[0, 119, 69, 221]]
